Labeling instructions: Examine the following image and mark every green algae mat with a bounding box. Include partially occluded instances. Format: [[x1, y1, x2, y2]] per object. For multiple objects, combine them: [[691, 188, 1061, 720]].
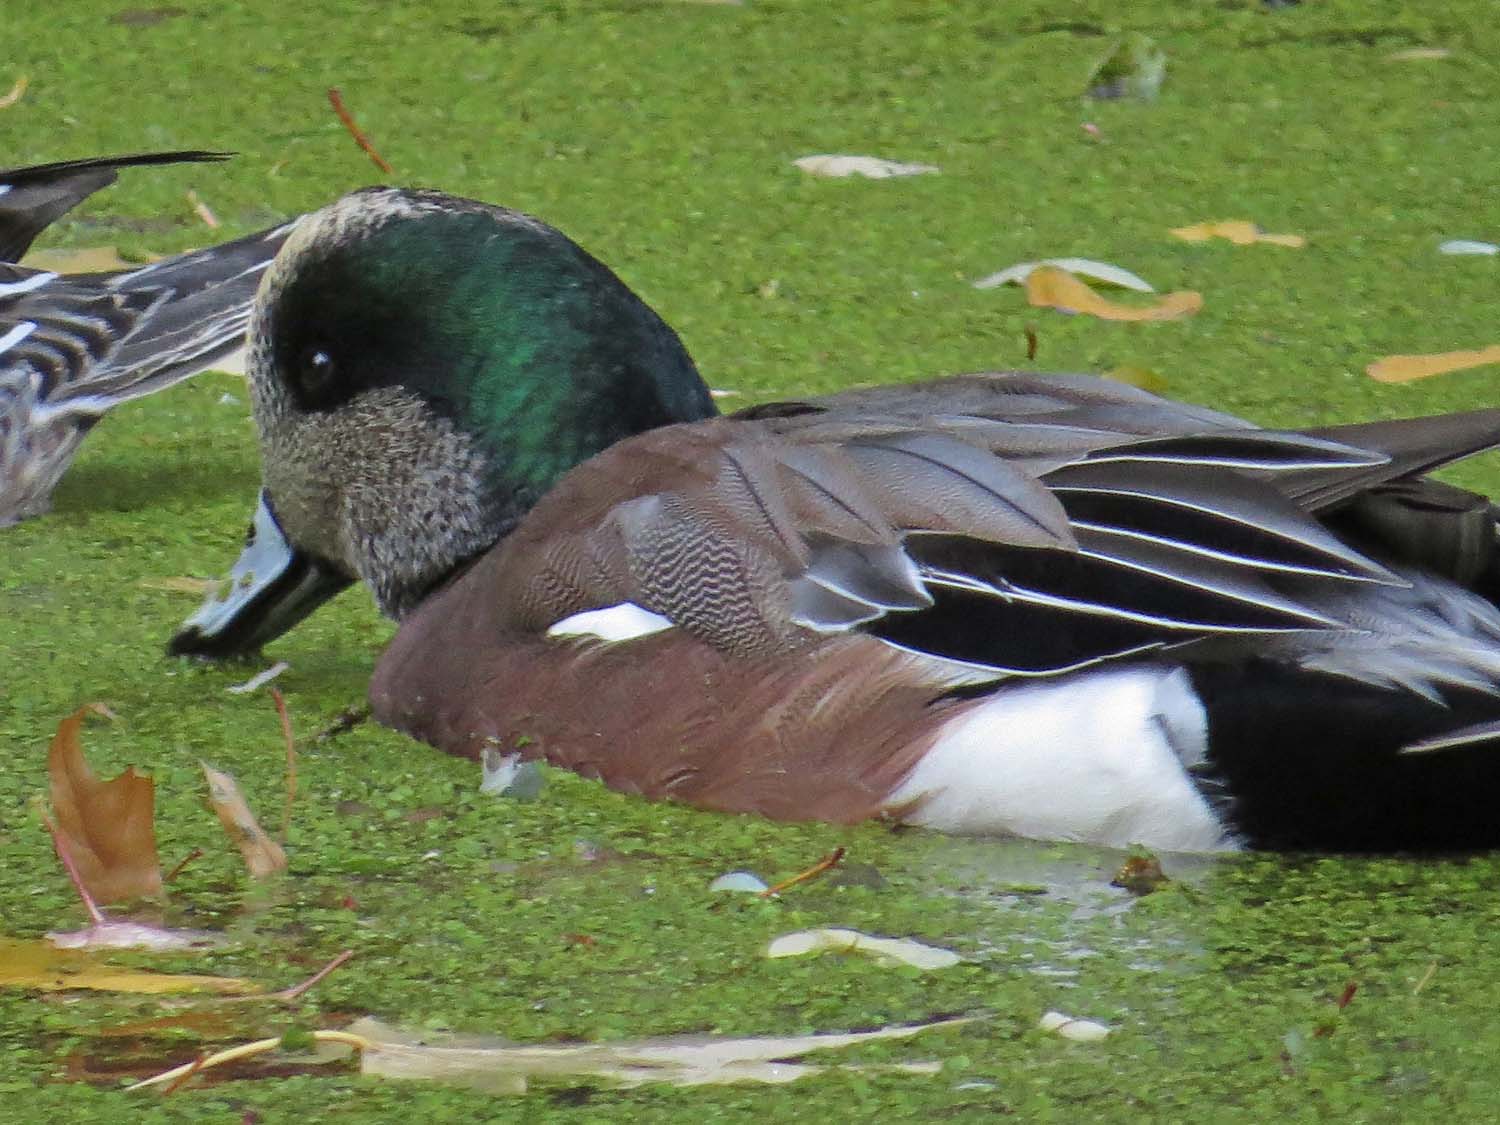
[[5, 1, 1500, 1119]]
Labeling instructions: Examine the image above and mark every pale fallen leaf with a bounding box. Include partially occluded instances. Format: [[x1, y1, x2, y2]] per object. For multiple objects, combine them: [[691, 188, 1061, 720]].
[[201, 762, 288, 878], [225, 661, 289, 695], [48, 706, 163, 904], [139, 576, 221, 596], [0, 76, 27, 109], [766, 928, 961, 970], [1170, 220, 1305, 248], [479, 747, 546, 799], [1025, 266, 1201, 321], [1367, 345, 1500, 383], [793, 154, 939, 179], [709, 871, 769, 894], [1438, 239, 1498, 256], [480, 748, 521, 795], [0, 937, 253, 995], [974, 258, 1155, 292], [350, 1014, 969, 1092], [1039, 1010, 1111, 1042], [48, 920, 222, 952], [1387, 47, 1452, 61]]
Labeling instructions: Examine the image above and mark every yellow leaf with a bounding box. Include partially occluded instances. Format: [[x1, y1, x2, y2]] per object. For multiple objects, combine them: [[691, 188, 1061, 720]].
[[1169, 220, 1305, 248], [1025, 266, 1201, 321], [20, 246, 158, 273], [48, 706, 163, 904], [0, 76, 27, 110], [1101, 365, 1169, 393], [0, 937, 254, 995], [201, 763, 288, 879], [1367, 346, 1500, 383]]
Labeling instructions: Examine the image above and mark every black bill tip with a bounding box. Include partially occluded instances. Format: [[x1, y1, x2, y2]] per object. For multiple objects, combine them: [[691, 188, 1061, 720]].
[[168, 492, 352, 659]]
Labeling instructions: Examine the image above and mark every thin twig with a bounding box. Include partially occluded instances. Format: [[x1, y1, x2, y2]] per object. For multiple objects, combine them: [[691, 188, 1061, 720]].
[[313, 704, 370, 744], [271, 949, 355, 1003], [760, 847, 846, 898], [41, 810, 105, 927], [163, 847, 204, 883], [327, 88, 393, 173], [127, 1030, 371, 1092], [160, 1052, 206, 1096], [272, 688, 296, 842], [185, 190, 219, 229], [1413, 962, 1437, 996]]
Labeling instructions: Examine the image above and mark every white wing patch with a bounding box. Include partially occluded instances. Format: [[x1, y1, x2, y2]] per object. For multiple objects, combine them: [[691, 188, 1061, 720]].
[[0, 320, 37, 356], [0, 272, 56, 298], [547, 602, 674, 643], [887, 665, 1232, 851]]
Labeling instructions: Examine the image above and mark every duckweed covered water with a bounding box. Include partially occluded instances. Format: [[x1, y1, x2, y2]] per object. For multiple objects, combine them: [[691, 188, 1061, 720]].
[[5, 1, 1500, 1119]]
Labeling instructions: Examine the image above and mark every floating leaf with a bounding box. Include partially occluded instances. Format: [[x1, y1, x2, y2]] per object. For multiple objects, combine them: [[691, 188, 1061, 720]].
[[1086, 33, 1167, 100], [48, 706, 163, 904], [0, 937, 253, 995], [1170, 221, 1305, 248], [201, 763, 288, 878], [1438, 239, 1498, 256], [48, 920, 222, 952], [350, 1015, 967, 1092], [793, 155, 939, 179], [1367, 346, 1500, 383], [1025, 266, 1201, 321], [1039, 1011, 1111, 1042], [974, 258, 1155, 292], [766, 928, 961, 970], [709, 871, 769, 894]]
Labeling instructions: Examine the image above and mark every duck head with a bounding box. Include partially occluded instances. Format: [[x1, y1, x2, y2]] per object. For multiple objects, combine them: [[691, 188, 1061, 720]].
[[170, 188, 716, 657]]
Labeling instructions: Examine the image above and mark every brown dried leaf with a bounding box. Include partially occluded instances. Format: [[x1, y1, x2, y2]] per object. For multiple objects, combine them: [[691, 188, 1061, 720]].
[[201, 763, 288, 878], [48, 706, 163, 904], [1366, 345, 1500, 383], [1025, 266, 1202, 321]]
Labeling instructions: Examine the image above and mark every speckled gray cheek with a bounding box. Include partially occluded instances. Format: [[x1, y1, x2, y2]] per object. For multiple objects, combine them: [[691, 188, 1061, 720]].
[[245, 201, 507, 619]]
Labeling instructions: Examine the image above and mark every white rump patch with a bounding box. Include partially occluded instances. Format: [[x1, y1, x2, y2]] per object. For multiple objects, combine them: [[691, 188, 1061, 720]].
[[0, 271, 55, 298], [546, 603, 674, 643], [0, 320, 37, 355], [886, 665, 1231, 851]]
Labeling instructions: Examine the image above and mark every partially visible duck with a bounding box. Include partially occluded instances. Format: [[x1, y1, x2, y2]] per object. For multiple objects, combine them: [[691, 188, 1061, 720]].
[[172, 187, 1500, 852], [0, 152, 293, 523], [0, 150, 230, 262]]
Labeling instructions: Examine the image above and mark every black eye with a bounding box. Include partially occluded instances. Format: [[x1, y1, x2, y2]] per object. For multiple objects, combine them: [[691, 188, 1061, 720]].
[[297, 346, 337, 396]]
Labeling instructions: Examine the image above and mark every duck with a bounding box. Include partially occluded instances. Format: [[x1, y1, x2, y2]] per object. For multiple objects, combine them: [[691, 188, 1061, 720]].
[[169, 186, 1500, 853], [0, 152, 294, 524], [0, 150, 231, 262]]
